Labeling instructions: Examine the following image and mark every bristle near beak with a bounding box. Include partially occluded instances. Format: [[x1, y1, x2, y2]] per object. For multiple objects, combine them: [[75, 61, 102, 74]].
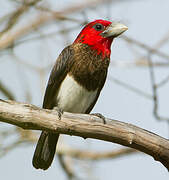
[[101, 22, 128, 38]]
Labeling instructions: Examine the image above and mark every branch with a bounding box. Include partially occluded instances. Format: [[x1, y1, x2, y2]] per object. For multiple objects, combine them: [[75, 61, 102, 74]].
[[122, 35, 169, 61], [57, 147, 137, 160], [0, 0, 111, 50], [0, 99, 169, 170], [0, 0, 41, 36], [108, 76, 153, 100], [148, 53, 169, 121], [0, 81, 15, 100]]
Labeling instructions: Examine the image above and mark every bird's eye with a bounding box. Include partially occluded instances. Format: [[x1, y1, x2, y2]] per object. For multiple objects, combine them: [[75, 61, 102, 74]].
[[93, 23, 104, 31]]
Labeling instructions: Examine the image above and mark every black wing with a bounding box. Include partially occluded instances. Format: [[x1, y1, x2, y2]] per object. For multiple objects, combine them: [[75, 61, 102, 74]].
[[33, 45, 74, 170], [43, 45, 74, 109]]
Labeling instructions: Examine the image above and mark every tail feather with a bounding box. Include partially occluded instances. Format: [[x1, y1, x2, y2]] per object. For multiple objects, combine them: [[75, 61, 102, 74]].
[[32, 131, 59, 170]]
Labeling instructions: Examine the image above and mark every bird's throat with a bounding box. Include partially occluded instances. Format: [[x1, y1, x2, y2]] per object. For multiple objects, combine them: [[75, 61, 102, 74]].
[[74, 34, 113, 58], [88, 38, 113, 58]]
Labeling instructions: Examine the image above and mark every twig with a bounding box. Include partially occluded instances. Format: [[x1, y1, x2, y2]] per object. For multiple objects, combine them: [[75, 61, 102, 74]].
[[0, 0, 41, 36], [0, 0, 112, 50], [148, 53, 169, 121], [14, 25, 81, 47], [154, 30, 169, 49], [109, 76, 152, 100], [58, 154, 75, 180], [57, 147, 137, 160], [0, 139, 32, 158], [123, 35, 169, 61], [156, 74, 169, 88], [0, 81, 15, 100]]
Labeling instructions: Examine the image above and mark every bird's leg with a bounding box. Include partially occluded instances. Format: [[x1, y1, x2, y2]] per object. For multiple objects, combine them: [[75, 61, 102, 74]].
[[91, 113, 106, 124], [52, 106, 63, 120]]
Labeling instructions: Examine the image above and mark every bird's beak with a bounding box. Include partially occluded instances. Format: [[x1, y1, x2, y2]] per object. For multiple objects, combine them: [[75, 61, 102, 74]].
[[101, 22, 128, 38]]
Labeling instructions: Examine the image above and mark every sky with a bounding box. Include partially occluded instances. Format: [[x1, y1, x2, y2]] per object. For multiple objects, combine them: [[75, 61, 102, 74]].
[[0, 0, 169, 179]]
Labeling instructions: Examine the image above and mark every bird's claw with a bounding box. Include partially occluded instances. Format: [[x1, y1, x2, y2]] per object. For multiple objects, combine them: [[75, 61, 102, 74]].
[[91, 113, 106, 124], [52, 107, 63, 120]]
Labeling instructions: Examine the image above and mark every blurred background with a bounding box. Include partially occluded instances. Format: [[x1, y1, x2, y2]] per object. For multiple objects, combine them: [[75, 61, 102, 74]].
[[0, 0, 169, 179]]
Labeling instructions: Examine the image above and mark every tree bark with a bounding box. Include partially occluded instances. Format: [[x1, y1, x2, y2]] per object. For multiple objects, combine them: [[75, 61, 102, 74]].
[[0, 99, 169, 171]]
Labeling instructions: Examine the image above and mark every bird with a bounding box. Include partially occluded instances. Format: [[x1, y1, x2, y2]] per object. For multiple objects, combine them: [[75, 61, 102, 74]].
[[32, 19, 128, 170]]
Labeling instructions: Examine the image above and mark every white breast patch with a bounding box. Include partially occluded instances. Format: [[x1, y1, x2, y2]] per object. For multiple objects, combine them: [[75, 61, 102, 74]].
[[56, 75, 98, 113]]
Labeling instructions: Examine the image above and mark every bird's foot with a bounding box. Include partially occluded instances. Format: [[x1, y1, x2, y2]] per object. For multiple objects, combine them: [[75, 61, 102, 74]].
[[91, 113, 106, 124], [52, 107, 63, 120]]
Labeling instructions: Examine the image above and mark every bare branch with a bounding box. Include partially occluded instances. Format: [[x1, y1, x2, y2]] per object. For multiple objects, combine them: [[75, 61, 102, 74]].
[[148, 53, 169, 121], [123, 35, 169, 60], [57, 147, 137, 160], [0, 99, 169, 170], [111, 58, 169, 68], [58, 154, 75, 179], [108, 76, 153, 100], [0, 0, 112, 50], [157, 74, 169, 88], [0, 0, 41, 36], [0, 81, 15, 100]]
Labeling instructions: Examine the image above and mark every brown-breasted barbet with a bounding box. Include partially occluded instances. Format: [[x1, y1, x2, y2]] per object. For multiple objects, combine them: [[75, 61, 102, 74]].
[[32, 19, 128, 170]]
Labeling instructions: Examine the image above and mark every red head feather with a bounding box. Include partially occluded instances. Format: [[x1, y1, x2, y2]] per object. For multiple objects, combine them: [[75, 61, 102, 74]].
[[74, 20, 113, 58]]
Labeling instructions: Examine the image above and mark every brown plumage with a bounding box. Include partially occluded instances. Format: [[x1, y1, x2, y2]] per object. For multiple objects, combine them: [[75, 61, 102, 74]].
[[32, 19, 127, 170], [32, 43, 109, 170], [70, 43, 109, 91]]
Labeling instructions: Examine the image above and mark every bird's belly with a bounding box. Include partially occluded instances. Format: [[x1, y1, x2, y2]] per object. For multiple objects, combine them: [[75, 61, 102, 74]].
[[56, 75, 98, 113]]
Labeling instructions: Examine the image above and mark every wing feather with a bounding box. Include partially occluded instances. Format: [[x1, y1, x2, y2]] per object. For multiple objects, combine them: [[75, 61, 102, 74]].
[[43, 45, 74, 109]]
